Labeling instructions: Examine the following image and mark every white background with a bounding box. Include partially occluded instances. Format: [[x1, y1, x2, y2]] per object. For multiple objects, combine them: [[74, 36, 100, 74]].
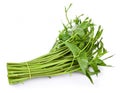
[[0, 0, 120, 93]]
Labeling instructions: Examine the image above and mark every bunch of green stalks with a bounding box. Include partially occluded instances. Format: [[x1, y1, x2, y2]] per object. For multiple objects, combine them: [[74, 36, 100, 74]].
[[7, 4, 111, 84]]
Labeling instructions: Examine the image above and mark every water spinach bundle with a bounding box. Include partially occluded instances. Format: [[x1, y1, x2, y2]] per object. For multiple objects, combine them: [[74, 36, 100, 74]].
[[7, 4, 110, 84]]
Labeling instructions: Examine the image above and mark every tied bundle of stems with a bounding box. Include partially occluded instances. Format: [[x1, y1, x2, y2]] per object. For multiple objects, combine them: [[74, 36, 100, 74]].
[[7, 4, 111, 84]]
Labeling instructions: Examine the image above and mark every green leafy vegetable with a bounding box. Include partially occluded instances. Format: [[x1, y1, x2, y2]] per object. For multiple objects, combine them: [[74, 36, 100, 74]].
[[7, 4, 111, 85]]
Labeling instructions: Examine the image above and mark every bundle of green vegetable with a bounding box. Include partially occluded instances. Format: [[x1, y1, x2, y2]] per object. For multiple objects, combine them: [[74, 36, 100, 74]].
[[7, 4, 110, 84]]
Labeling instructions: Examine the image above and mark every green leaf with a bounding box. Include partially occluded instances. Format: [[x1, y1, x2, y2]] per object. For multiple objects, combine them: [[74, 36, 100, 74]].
[[94, 26, 103, 43], [90, 59, 100, 75], [65, 42, 88, 75], [88, 70, 100, 75], [64, 42, 80, 57], [80, 21, 89, 29], [103, 48, 107, 54], [96, 40, 107, 57], [95, 58, 107, 66], [74, 27, 85, 37], [77, 52, 88, 74], [86, 71, 93, 84], [74, 16, 80, 24], [59, 30, 70, 41]]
